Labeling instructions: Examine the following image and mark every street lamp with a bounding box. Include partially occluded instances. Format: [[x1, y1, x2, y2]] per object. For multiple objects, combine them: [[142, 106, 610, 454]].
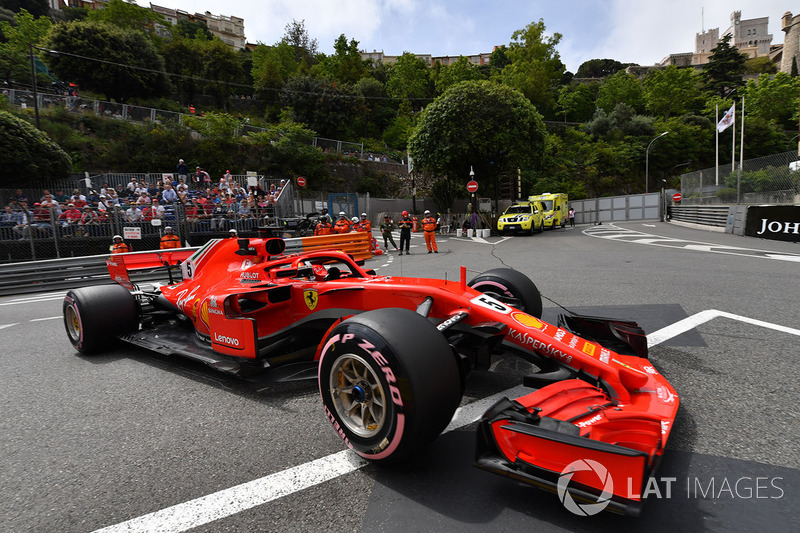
[[645, 131, 668, 193]]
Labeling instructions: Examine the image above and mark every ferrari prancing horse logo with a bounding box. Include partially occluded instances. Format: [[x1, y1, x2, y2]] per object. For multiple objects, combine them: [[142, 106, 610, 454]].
[[304, 289, 318, 311]]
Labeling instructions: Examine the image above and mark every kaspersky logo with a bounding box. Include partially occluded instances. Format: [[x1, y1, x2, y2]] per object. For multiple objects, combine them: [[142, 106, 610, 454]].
[[557, 459, 613, 516]]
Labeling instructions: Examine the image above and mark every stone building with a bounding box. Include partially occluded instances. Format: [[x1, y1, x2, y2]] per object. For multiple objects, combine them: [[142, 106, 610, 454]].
[[781, 11, 800, 74]]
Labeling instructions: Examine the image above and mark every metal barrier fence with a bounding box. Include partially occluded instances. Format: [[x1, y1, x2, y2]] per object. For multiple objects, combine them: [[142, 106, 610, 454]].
[[679, 151, 800, 205], [3, 88, 374, 156], [570, 193, 661, 224]]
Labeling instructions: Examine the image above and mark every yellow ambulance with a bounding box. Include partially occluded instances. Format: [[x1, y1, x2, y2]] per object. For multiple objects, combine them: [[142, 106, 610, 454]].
[[527, 193, 568, 229]]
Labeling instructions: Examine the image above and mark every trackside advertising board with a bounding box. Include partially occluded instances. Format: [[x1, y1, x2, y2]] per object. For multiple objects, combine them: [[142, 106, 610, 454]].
[[744, 206, 800, 242]]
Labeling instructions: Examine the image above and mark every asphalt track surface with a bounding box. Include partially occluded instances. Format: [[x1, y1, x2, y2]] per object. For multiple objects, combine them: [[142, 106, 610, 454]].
[[1, 221, 799, 532]]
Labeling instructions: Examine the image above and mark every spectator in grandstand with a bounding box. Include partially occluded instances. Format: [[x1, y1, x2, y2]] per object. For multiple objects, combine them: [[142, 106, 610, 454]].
[[40, 193, 61, 215], [125, 201, 142, 222], [161, 183, 178, 204], [176, 158, 189, 181], [32, 203, 54, 235], [8, 203, 29, 239], [126, 177, 139, 194], [159, 226, 181, 249], [70, 189, 87, 208], [104, 188, 120, 206], [210, 201, 228, 230], [79, 206, 97, 229], [184, 199, 201, 229], [194, 167, 211, 190], [53, 189, 69, 203], [142, 198, 164, 221], [135, 191, 151, 206], [11, 189, 29, 206]]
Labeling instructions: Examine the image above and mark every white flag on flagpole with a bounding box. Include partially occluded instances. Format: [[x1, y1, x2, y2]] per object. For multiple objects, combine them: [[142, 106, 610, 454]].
[[717, 104, 735, 132]]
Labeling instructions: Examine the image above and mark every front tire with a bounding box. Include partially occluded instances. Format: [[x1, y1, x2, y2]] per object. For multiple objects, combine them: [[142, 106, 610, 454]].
[[468, 268, 542, 318], [63, 284, 139, 354], [319, 308, 462, 464]]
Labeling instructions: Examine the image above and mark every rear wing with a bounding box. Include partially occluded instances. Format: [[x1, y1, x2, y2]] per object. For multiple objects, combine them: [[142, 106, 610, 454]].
[[107, 248, 195, 290]]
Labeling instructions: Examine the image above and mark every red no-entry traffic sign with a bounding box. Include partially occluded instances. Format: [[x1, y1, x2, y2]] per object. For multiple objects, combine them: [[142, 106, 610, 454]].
[[672, 193, 682, 202], [297, 176, 307, 187], [467, 180, 479, 193]]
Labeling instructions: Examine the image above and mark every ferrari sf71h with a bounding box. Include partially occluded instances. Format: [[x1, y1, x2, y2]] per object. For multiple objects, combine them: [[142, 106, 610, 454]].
[[63, 232, 679, 515]]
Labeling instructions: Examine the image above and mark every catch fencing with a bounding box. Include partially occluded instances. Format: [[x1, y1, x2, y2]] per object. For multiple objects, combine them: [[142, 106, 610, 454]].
[[679, 150, 800, 205]]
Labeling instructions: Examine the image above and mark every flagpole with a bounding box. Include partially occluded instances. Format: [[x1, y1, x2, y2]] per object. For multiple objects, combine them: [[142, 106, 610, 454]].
[[737, 96, 744, 204], [731, 102, 736, 173], [715, 104, 719, 186]]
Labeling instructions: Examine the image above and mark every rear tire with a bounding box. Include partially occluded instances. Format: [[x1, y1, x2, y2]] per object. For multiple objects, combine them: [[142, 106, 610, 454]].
[[63, 284, 139, 354], [319, 308, 462, 464], [468, 268, 542, 318]]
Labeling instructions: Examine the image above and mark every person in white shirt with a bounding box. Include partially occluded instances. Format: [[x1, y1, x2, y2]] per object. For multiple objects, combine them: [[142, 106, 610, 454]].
[[125, 202, 142, 222]]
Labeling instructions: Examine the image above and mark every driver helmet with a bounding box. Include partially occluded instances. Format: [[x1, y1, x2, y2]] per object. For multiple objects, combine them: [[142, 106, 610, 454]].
[[402, 210, 409, 217]]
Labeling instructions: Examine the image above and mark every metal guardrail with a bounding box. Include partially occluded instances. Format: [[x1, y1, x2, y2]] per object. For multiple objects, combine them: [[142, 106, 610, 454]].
[[0, 232, 374, 296], [0, 251, 189, 297], [668, 205, 731, 227]]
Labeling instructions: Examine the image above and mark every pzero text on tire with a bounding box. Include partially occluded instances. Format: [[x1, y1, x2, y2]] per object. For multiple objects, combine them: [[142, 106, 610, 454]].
[[63, 284, 139, 355], [468, 268, 542, 318], [318, 308, 462, 464]]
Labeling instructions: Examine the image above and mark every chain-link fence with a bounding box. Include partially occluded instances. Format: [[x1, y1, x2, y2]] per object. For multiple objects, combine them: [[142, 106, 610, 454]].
[[679, 150, 800, 205]]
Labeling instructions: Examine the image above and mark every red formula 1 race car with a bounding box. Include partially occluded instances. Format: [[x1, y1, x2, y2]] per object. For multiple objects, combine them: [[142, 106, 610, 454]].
[[62, 233, 679, 515]]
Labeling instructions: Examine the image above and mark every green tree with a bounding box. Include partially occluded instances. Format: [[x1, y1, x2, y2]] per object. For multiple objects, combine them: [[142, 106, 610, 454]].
[[407, 80, 546, 205], [280, 75, 360, 139], [251, 41, 300, 109], [0, 8, 51, 85], [0, 0, 48, 18], [86, 0, 166, 37], [199, 39, 245, 111], [500, 19, 565, 117], [160, 36, 204, 105], [434, 56, 485, 95], [742, 72, 799, 128], [282, 19, 318, 67], [596, 70, 644, 113], [702, 34, 746, 96], [488, 45, 510, 73], [386, 52, 433, 107], [0, 110, 71, 184], [575, 58, 629, 78], [643, 65, 703, 119], [555, 82, 598, 122], [42, 20, 170, 102], [314, 34, 367, 84], [173, 19, 213, 40], [744, 56, 777, 75]]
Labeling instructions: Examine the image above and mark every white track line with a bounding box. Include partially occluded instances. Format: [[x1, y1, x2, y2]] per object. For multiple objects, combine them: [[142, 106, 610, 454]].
[[646, 309, 800, 348], [93, 385, 527, 533]]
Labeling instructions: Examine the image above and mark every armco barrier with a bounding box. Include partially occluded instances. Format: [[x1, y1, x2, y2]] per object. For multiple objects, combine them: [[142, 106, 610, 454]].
[[668, 205, 731, 227], [283, 231, 372, 261], [0, 232, 373, 296]]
